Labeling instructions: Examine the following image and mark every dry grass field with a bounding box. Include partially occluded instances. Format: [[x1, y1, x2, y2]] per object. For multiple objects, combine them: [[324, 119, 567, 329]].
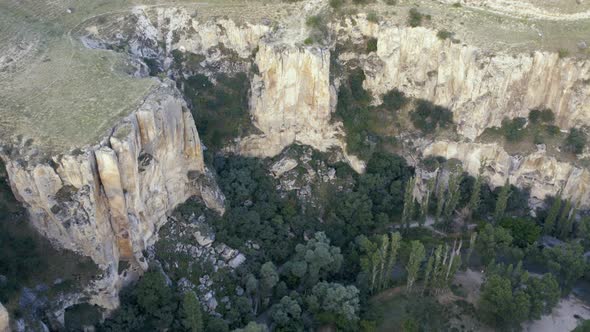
[[0, 0, 588, 157]]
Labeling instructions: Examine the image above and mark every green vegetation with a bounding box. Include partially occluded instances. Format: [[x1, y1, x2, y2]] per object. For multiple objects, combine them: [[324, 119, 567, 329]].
[[500, 117, 527, 142], [558, 48, 570, 58], [366, 37, 378, 53], [329, 0, 344, 9], [367, 12, 379, 23], [335, 69, 408, 159], [564, 128, 587, 154], [408, 8, 425, 27], [410, 99, 453, 133], [479, 263, 560, 329], [182, 73, 252, 150], [436, 29, 454, 40]]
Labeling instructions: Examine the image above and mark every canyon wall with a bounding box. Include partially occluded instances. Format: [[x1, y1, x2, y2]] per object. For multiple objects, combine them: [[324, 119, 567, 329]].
[[423, 141, 590, 207], [0, 81, 222, 308], [83, 7, 365, 171], [337, 18, 590, 140]]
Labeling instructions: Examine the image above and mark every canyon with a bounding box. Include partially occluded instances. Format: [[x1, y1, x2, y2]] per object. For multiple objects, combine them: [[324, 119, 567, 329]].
[[0, 0, 589, 327]]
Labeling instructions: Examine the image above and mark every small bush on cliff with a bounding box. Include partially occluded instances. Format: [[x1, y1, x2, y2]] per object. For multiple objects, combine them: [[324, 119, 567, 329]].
[[410, 99, 453, 132], [564, 128, 587, 154], [408, 8, 424, 27], [436, 29, 453, 40], [529, 108, 555, 124], [500, 117, 527, 142], [366, 37, 378, 53]]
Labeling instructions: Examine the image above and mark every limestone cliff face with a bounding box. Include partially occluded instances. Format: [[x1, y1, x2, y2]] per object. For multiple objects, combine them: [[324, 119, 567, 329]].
[[0, 302, 8, 332], [423, 141, 590, 208], [0, 81, 222, 308], [81, 7, 365, 171], [338, 19, 590, 140], [238, 44, 355, 163]]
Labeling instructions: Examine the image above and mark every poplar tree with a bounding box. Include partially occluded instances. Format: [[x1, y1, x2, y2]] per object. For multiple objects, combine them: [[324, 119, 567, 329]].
[[406, 241, 425, 291], [376, 234, 389, 291], [444, 166, 463, 221], [402, 176, 416, 229], [465, 232, 478, 267], [494, 179, 511, 222], [544, 194, 562, 235], [383, 232, 401, 290], [419, 177, 436, 227], [422, 254, 434, 295], [435, 178, 446, 223], [182, 291, 204, 332], [468, 160, 486, 220], [558, 199, 573, 239]]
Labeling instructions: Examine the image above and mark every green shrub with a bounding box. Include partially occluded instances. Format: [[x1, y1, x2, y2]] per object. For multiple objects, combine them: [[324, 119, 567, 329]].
[[385, 0, 397, 5], [500, 117, 527, 142], [452, 2, 462, 7], [329, 0, 344, 9], [529, 108, 554, 124], [366, 37, 378, 53], [306, 15, 324, 29], [564, 128, 587, 154], [558, 48, 570, 58], [408, 8, 424, 27], [304, 37, 314, 45], [410, 99, 453, 132], [436, 29, 453, 40], [367, 11, 379, 23], [381, 89, 408, 112]]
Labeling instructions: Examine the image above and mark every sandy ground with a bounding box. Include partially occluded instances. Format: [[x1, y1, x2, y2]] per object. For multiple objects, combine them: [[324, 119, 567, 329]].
[[523, 295, 590, 332], [453, 268, 485, 305]]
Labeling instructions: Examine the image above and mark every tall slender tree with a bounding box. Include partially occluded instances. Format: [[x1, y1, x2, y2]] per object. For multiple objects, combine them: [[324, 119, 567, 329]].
[[406, 241, 425, 291], [376, 234, 389, 291], [182, 291, 204, 332], [465, 232, 478, 267], [494, 179, 511, 222], [435, 176, 446, 223], [558, 199, 573, 239], [402, 176, 417, 229], [468, 160, 486, 221], [544, 194, 562, 235], [444, 165, 464, 222], [419, 177, 436, 227], [382, 232, 401, 290]]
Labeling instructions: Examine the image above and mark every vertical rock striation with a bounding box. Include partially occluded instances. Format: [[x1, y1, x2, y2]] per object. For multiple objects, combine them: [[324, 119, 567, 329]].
[[0, 81, 222, 308], [423, 141, 590, 207], [338, 19, 590, 140]]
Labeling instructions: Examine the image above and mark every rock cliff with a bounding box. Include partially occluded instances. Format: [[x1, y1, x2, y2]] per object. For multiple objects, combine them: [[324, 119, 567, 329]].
[[0, 303, 8, 332], [423, 141, 590, 207], [338, 18, 590, 140], [0, 81, 222, 309]]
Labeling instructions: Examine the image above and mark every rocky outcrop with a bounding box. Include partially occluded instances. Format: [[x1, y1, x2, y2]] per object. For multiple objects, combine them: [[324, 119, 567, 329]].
[[238, 44, 358, 165], [0, 302, 8, 332], [423, 141, 590, 207], [0, 81, 222, 309], [337, 18, 590, 140], [80, 7, 365, 172]]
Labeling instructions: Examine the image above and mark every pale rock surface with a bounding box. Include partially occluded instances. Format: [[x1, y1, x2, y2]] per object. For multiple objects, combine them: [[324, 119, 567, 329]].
[[0, 302, 9, 332], [270, 157, 299, 178], [0, 81, 222, 309], [238, 44, 365, 172], [337, 18, 590, 140], [423, 141, 590, 207]]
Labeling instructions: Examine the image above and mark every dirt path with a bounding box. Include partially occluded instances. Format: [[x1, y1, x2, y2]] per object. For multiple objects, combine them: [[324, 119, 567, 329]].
[[523, 295, 590, 331]]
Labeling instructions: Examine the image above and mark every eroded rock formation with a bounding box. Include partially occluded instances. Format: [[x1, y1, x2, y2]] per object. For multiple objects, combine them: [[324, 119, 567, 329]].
[[0, 81, 223, 308], [424, 141, 590, 207]]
